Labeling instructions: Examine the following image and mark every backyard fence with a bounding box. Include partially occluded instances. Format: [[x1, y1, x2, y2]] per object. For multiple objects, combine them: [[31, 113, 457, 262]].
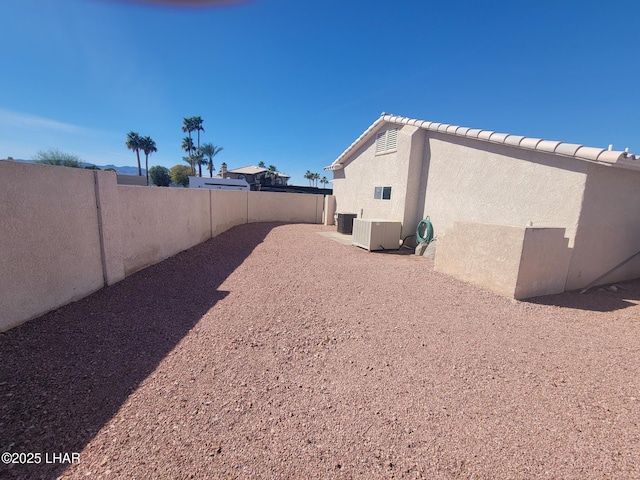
[[0, 161, 324, 331]]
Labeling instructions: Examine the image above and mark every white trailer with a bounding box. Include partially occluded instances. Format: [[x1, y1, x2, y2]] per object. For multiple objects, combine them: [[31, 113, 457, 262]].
[[188, 176, 249, 191]]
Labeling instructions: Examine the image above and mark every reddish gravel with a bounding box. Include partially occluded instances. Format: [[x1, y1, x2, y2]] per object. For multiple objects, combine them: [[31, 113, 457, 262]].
[[1, 222, 639, 479]]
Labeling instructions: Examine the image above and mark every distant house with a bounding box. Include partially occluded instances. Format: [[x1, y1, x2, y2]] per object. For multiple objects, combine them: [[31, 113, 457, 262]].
[[325, 113, 640, 297], [225, 165, 290, 190]]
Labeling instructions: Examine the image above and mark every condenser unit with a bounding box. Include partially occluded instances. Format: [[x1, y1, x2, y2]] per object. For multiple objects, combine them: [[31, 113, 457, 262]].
[[352, 219, 402, 251]]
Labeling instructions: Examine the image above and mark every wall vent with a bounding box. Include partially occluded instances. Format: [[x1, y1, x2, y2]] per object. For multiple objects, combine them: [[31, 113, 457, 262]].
[[375, 128, 398, 154], [352, 218, 402, 251]]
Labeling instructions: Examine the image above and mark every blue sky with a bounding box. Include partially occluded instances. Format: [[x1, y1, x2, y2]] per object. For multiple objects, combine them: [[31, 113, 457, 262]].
[[1, 0, 638, 185]]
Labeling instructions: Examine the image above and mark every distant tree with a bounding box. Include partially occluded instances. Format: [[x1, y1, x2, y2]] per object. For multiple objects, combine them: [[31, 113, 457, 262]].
[[149, 165, 171, 186], [33, 148, 83, 168], [200, 143, 223, 178], [193, 151, 206, 178], [125, 131, 143, 176], [84, 165, 101, 170], [258, 161, 266, 168], [310, 172, 320, 187], [140, 136, 157, 185], [170, 164, 191, 187], [304, 170, 313, 186], [181, 117, 195, 157], [193, 116, 205, 176], [104, 167, 117, 172], [181, 137, 195, 174], [267, 164, 278, 185], [320, 176, 329, 187]]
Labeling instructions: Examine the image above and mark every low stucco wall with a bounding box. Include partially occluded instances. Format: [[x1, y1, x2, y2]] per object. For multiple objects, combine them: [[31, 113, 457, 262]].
[[0, 162, 107, 331], [435, 222, 571, 300], [118, 186, 212, 275], [1, 160, 326, 331]]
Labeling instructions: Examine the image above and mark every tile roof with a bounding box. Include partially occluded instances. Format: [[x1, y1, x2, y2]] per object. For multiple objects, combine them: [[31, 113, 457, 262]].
[[228, 165, 290, 177], [325, 113, 639, 171]]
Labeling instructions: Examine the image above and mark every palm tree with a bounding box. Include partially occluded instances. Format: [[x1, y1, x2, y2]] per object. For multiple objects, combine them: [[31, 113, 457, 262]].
[[304, 170, 313, 186], [320, 176, 329, 188], [181, 117, 196, 157], [311, 172, 320, 187], [125, 131, 143, 176], [140, 136, 157, 186], [181, 137, 195, 174], [200, 143, 223, 177], [267, 164, 278, 185], [193, 116, 204, 175]]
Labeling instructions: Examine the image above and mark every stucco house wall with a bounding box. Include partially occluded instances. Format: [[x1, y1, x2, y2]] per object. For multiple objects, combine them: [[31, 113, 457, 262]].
[[420, 134, 588, 247], [566, 163, 640, 289], [332, 125, 424, 236]]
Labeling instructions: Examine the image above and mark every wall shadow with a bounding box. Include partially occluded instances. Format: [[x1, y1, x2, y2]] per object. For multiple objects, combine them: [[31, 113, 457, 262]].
[[0, 222, 279, 480], [525, 278, 640, 312]]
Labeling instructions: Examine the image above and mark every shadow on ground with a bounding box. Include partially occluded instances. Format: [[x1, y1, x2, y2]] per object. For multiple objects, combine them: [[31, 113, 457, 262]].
[[525, 278, 640, 312], [0, 222, 278, 480]]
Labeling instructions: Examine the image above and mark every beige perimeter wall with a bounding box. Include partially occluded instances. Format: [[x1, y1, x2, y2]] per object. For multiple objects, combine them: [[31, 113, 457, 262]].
[[0, 160, 324, 331]]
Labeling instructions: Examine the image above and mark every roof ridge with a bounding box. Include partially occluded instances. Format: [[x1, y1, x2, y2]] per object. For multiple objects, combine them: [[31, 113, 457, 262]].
[[325, 114, 638, 171]]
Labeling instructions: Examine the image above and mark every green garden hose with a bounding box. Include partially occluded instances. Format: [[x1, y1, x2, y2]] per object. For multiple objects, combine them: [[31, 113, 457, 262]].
[[416, 217, 433, 244]]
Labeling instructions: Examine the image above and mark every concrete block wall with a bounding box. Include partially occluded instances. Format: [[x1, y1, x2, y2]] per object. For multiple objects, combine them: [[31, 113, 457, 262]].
[[0, 161, 324, 331]]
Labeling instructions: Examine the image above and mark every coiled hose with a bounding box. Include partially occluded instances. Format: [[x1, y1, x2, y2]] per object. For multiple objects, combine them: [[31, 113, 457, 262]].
[[416, 217, 433, 244]]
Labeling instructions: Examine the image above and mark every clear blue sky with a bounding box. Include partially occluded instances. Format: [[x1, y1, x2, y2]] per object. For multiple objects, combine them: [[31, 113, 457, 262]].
[[1, 0, 638, 185]]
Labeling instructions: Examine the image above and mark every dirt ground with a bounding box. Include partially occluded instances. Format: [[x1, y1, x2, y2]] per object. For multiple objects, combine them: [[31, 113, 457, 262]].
[[1, 222, 639, 479]]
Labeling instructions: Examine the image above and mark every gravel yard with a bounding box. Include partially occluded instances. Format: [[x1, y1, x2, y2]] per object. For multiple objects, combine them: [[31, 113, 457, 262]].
[[1, 222, 639, 479]]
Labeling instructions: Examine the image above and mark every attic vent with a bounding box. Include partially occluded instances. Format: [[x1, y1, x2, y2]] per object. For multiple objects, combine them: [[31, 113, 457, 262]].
[[375, 128, 398, 154]]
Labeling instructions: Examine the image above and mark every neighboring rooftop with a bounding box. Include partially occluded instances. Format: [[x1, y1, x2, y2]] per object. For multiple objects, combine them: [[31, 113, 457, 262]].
[[326, 113, 640, 171], [228, 165, 291, 178]]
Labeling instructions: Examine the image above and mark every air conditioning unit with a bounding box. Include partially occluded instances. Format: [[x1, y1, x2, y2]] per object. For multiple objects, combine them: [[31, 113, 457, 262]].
[[352, 219, 402, 251]]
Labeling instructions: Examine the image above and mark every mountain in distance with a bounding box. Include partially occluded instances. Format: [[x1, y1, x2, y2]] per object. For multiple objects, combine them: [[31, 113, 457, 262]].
[[96, 164, 145, 176], [3, 158, 145, 176]]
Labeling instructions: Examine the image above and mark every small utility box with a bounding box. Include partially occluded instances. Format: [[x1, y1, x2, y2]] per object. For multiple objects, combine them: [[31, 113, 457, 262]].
[[352, 219, 402, 251], [337, 213, 357, 234]]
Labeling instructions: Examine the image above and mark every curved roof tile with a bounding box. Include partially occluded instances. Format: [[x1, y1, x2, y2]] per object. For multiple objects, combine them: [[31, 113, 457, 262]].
[[574, 146, 605, 161], [536, 140, 562, 153], [519, 137, 543, 149], [504, 135, 526, 146], [489, 132, 509, 144], [554, 143, 582, 156], [465, 129, 482, 138]]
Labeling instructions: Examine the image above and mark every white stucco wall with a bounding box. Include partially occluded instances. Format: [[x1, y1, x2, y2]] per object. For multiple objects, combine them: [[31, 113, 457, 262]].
[[566, 163, 640, 289], [420, 134, 589, 246]]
